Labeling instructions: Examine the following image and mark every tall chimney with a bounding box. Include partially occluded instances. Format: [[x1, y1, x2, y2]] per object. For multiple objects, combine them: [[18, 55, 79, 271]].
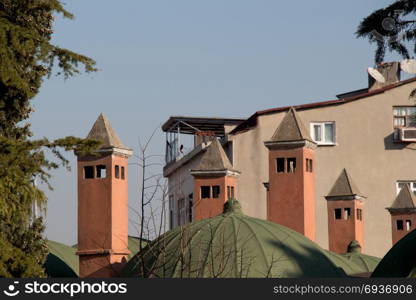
[[76, 114, 132, 278]]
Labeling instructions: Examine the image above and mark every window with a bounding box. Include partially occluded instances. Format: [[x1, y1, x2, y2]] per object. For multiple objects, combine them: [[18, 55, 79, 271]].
[[306, 158, 313, 172], [121, 166, 125, 180], [115, 165, 120, 179], [287, 158, 296, 173], [397, 220, 404, 231], [393, 106, 416, 128], [169, 195, 174, 229], [96, 165, 106, 178], [396, 181, 416, 195], [212, 186, 220, 198], [344, 208, 351, 220], [231, 186, 235, 199], [84, 166, 94, 179], [334, 208, 342, 220], [276, 158, 285, 173], [201, 186, 211, 199], [227, 186, 231, 200], [188, 194, 193, 223], [310, 122, 335, 145], [357, 208, 363, 221], [178, 198, 185, 225], [406, 220, 412, 231]]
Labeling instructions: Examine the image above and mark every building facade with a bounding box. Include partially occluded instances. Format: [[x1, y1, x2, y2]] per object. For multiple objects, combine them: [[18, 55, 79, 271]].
[[163, 63, 416, 257]]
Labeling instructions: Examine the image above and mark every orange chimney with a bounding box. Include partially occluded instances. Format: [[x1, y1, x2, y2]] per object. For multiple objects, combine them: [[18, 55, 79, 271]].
[[76, 114, 132, 277], [264, 107, 316, 241], [325, 169, 365, 254], [190, 139, 240, 221], [387, 184, 416, 245]]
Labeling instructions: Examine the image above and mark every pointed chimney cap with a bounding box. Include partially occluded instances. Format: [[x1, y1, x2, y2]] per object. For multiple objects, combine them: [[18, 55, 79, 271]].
[[326, 169, 365, 200], [387, 184, 416, 212], [265, 107, 315, 149], [190, 139, 240, 176], [85, 113, 132, 156]]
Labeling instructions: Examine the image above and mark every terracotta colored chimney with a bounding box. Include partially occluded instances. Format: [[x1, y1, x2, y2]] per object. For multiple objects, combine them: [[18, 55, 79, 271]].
[[387, 184, 416, 245], [76, 114, 132, 278], [325, 169, 365, 254], [264, 107, 317, 241], [190, 139, 240, 221]]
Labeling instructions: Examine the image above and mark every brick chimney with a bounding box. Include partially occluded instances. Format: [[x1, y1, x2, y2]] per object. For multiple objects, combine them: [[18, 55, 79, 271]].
[[387, 184, 416, 245], [264, 107, 317, 241], [76, 114, 132, 278], [190, 139, 240, 221]]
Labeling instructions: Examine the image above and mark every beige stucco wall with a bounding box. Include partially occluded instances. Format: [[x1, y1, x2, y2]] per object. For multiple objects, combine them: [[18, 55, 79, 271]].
[[229, 81, 416, 257]]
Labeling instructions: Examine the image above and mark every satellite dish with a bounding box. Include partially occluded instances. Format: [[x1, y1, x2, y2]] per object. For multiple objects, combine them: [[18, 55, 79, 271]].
[[368, 67, 386, 83], [401, 59, 416, 74]]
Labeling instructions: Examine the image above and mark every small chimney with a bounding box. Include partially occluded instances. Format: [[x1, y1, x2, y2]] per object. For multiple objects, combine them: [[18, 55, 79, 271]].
[[368, 62, 401, 91]]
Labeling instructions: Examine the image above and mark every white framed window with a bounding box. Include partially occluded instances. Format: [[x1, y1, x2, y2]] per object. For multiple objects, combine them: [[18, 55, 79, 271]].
[[310, 122, 335, 145], [396, 181, 416, 195]]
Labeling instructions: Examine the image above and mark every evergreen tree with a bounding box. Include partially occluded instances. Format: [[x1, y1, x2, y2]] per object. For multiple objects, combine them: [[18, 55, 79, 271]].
[[0, 0, 100, 277], [357, 0, 416, 63]]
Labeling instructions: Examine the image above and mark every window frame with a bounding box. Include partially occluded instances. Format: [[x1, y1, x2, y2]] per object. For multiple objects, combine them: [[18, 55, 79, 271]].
[[310, 122, 336, 145]]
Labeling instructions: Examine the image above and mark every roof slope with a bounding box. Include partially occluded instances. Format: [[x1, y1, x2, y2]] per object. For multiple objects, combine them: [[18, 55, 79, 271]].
[[123, 200, 347, 278], [389, 184, 416, 209], [326, 169, 364, 198], [269, 107, 313, 143], [231, 77, 416, 135], [372, 229, 416, 277], [192, 139, 236, 172], [44, 240, 78, 277], [86, 113, 128, 149]]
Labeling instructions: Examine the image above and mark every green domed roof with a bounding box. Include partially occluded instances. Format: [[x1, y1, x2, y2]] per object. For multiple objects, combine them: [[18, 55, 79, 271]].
[[324, 250, 381, 277], [45, 240, 78, 277], [122, 200, 347, 278], [372, 229, 416, 277]]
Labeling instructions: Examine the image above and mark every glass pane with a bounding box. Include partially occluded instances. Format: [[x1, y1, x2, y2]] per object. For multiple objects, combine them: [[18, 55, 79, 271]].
[[395, 107, 407, 116], [324, 123, 334, 143], [407, 107, 416, 115], [394, 117, 405, 127], [313, 125, 321, 141]]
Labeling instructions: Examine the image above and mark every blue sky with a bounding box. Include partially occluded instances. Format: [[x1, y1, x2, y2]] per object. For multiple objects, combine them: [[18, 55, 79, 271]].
[[30, 0, 397, 244]]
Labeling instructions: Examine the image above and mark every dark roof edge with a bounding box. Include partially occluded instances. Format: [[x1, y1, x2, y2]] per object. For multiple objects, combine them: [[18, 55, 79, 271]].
[[230, 77, 416, 135]]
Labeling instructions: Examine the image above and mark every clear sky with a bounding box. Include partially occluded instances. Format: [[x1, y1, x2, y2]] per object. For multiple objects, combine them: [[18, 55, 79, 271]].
[[30, 0, 398, 245]]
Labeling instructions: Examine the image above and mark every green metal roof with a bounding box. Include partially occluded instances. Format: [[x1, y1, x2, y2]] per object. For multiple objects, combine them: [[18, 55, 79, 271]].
[[372, 229, 416, 277], [45, 236, 148, 278], [45, 240, 78, 278], [324, 250, 381, 276], [122, 200, 347, 278]]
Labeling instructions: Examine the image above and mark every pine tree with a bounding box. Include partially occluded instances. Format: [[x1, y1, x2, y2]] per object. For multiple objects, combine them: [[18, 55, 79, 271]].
[[356, 0, 416, 63], [0, 0, 100, 277]]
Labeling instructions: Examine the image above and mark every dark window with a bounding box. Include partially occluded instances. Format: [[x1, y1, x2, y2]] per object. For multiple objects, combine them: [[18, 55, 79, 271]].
[[169, 195, 174, 229], [344, 208, 351, 220], [227, 186, 231, 200], [357, 208, 362, 221], [306, 159, 313, 172], [212, 186, 220, 198], [201, 186, 211, 199], [84, 166, 94, 179], [287, 158, 296, 173], [276, 158, 285, 173], [115, 165, 120, 179], [334, 208, 342, 220], [231, 186, 235, 199], [397, 220, 404, 231], [96, 165, 106, 178], [121, 166, 125, 180], [188, 194, 193, 223]]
